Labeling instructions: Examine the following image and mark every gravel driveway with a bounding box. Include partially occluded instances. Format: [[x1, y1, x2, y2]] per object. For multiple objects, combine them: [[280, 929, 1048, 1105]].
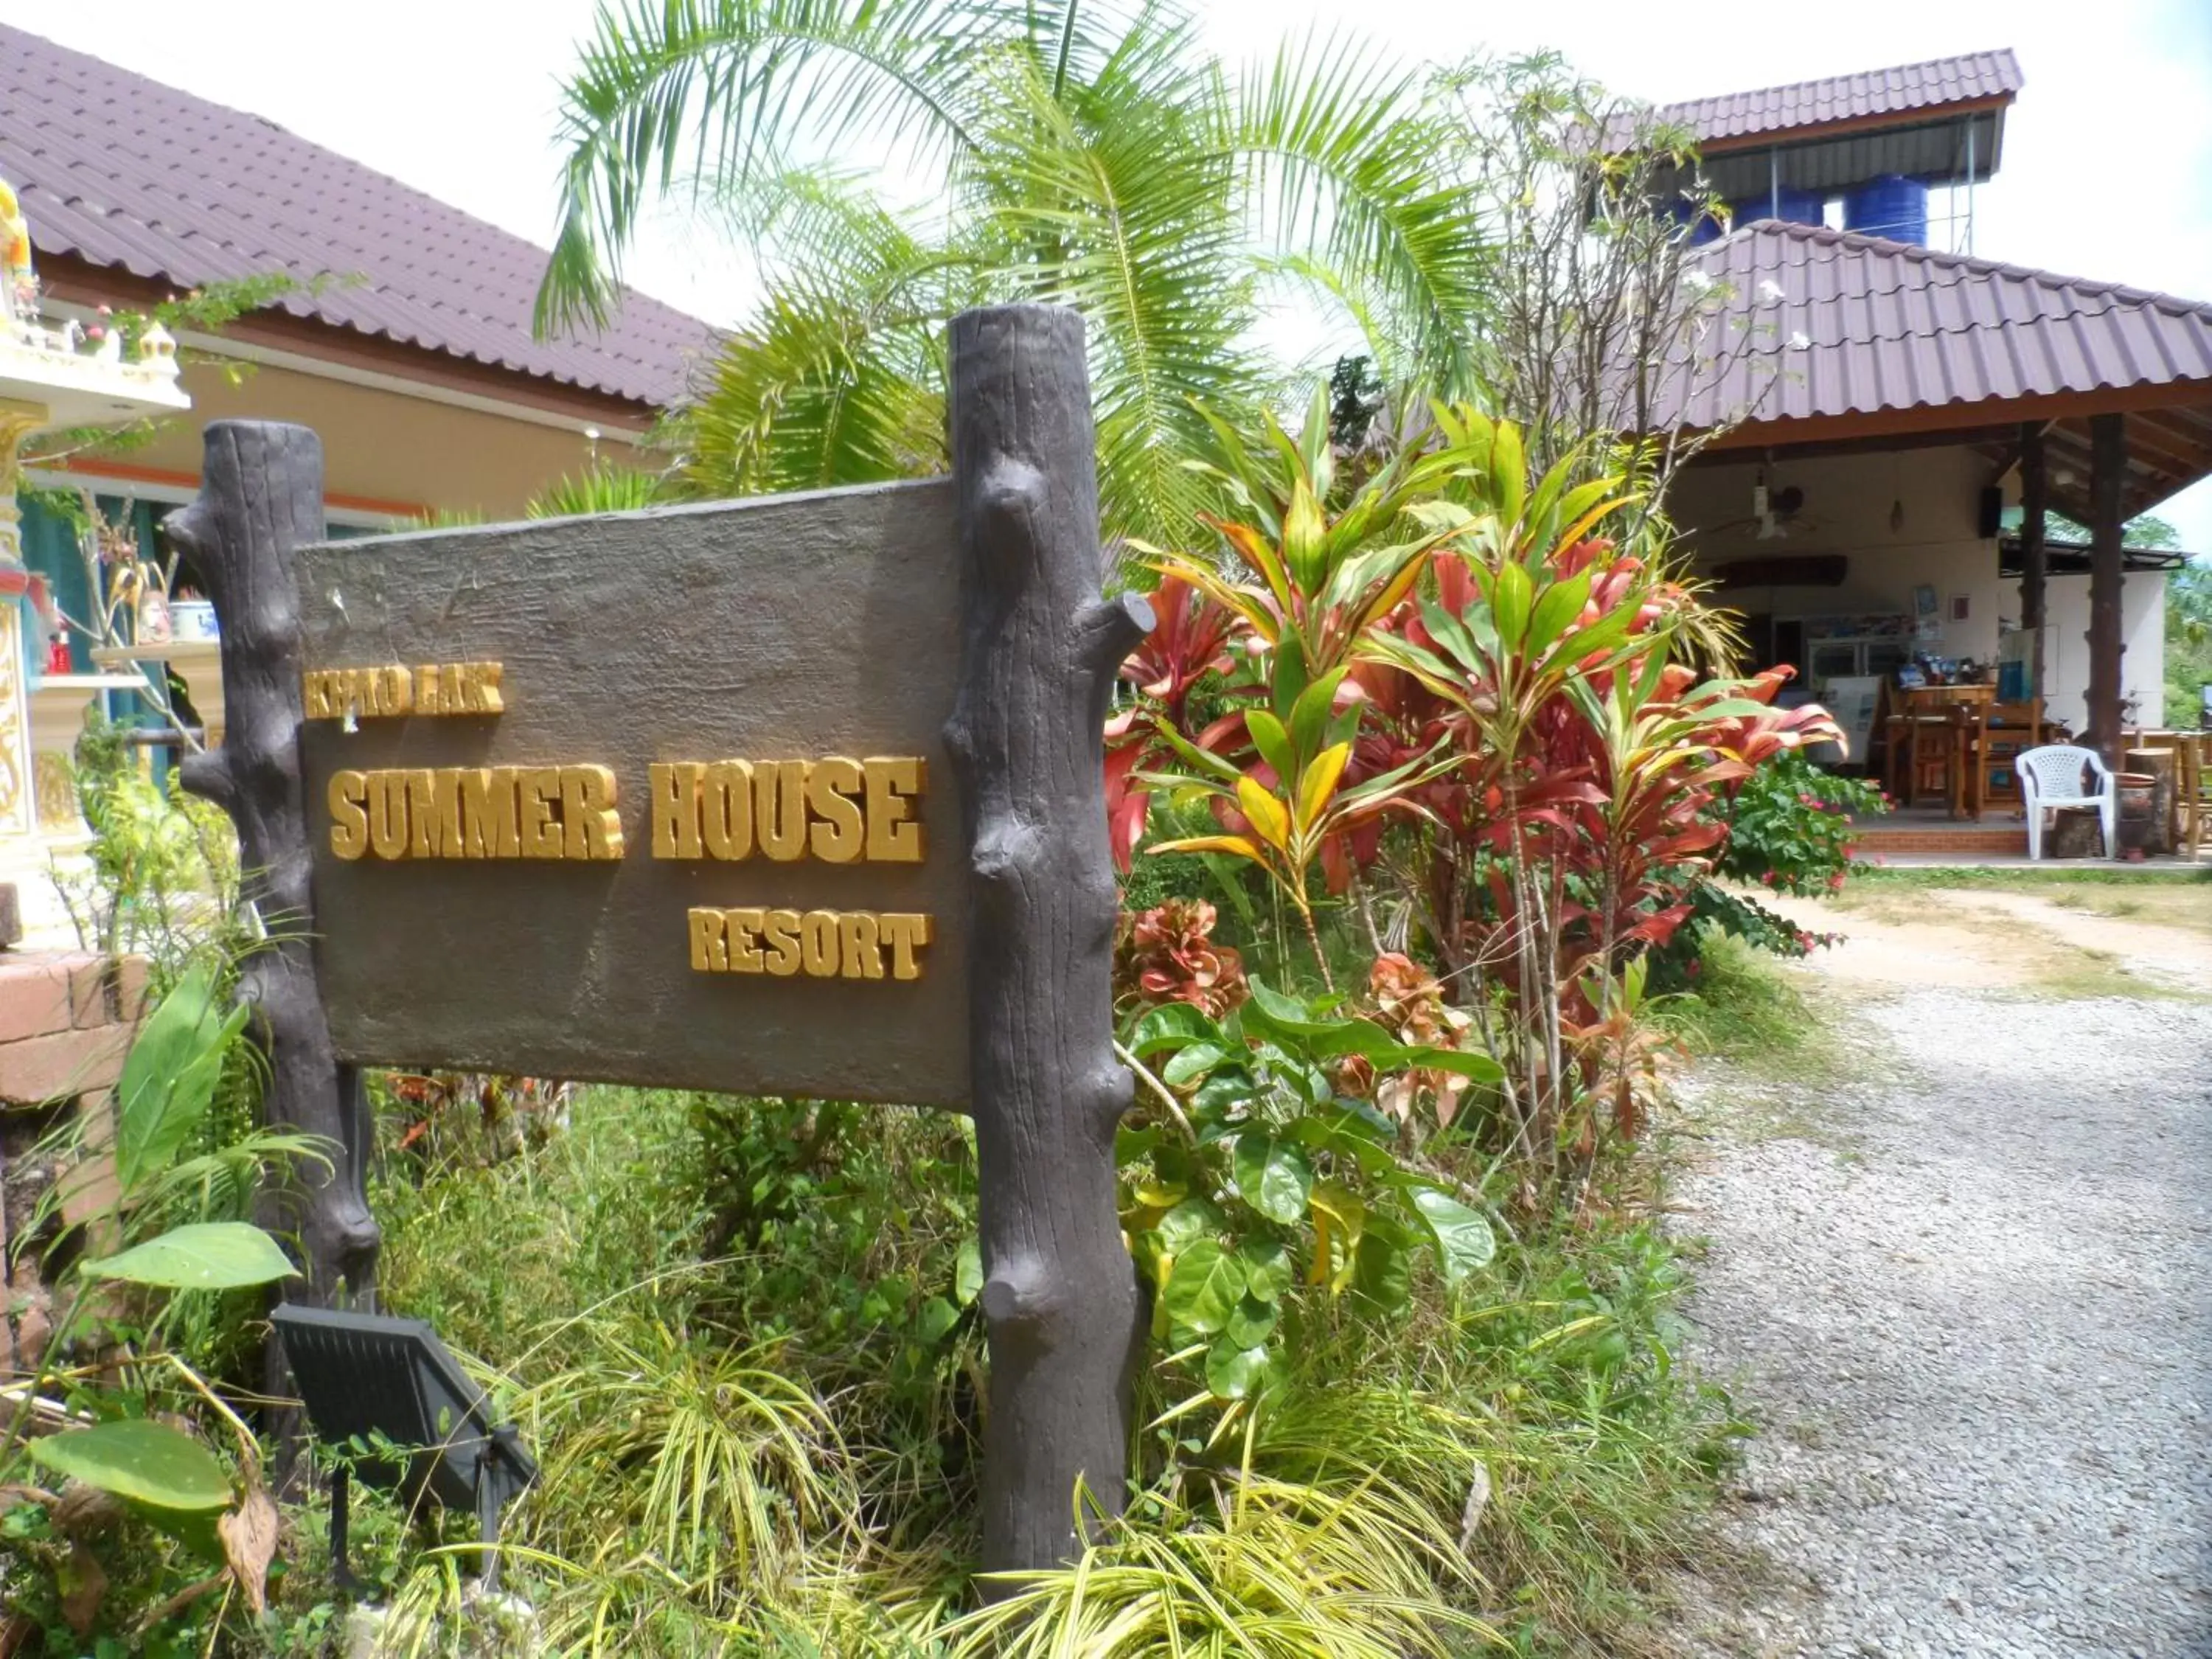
[[1676, 985, 2212, 1658]]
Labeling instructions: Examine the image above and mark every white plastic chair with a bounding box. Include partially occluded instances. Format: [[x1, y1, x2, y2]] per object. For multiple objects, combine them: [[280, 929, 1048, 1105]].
[[2017, 744, 2117, 860]]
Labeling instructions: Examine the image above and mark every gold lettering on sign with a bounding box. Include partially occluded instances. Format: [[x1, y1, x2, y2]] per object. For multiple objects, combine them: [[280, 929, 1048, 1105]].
[[561, 765, 625, 860], [702, 760, 754, 860], [761, 908, 803, 976], [804, 758, 866, 863], [302, 663, 504, 720], [405, 769, 465, 859], [327, 766, 626, 861], [686, 907, 933, 981], [650, 756, 927, 862], [650, 762, 704, 859], [863, 757, 925, 863], [328, 771, 369, 860], [757, 763, 810, 863]]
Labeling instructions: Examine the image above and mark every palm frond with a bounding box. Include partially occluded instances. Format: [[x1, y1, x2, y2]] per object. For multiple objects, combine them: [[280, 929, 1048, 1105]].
[[682, 285, 947, 497], [538, 0, 1015, 332], [1231, 32, 1493, 399], [966, 17, 1261, 549]]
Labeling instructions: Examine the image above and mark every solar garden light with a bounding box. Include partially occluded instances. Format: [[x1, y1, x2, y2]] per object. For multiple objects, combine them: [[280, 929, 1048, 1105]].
[[272, 1304, 537, 1593]]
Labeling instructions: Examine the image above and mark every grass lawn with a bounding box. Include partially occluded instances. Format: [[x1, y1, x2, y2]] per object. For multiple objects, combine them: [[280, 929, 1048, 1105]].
[[1849, 865, 2212, 940]]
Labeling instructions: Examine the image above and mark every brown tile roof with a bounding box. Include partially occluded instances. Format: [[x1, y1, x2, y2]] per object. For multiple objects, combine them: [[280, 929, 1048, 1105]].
[[1657, 220, 2212, 436], [0, 23, 715, 410], [1646, 49, 2023, 148]]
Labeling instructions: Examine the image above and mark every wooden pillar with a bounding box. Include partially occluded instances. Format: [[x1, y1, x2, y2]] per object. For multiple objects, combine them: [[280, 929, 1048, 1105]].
[[944, 305, 1152, 1579], [2086, 412, 2126, 765], [2018, 421, 2048, 703], [167, 423, 381, 1310]]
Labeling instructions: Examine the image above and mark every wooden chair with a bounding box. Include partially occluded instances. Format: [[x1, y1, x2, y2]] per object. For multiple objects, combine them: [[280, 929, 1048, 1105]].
[[1887, 684, 1995, 812], [2186, 734, 2212, 857], [1979, 698, 2043, 817], [1944, 699, 1990, 819]]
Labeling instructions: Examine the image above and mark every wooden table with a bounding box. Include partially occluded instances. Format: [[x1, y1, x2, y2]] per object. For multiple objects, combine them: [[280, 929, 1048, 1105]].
[[1884, 684, 1995, 813]]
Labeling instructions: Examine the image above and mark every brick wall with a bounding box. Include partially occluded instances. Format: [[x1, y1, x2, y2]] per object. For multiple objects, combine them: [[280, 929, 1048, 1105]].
[[0, 951, 149, 1374]]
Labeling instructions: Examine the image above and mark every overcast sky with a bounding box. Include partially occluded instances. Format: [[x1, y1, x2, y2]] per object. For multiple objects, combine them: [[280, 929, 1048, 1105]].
[[15, 0, 2212, 546]]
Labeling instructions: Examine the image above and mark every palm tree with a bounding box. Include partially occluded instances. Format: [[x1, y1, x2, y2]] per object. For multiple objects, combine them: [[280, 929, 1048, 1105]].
[[535, 0, 1491, 547]]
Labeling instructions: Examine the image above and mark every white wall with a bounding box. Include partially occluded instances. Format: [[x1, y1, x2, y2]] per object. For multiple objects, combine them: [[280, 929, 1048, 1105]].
[[1669, 447, 2166, 735]]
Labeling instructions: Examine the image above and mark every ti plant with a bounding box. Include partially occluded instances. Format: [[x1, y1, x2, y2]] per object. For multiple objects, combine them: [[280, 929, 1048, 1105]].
[[1116, 980, 1500, 1446]]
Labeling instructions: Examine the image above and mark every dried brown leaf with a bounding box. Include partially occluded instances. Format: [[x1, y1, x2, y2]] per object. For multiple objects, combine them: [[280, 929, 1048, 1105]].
[[218, 1484, 279, 1617], [59, 1540, 107, 1638]]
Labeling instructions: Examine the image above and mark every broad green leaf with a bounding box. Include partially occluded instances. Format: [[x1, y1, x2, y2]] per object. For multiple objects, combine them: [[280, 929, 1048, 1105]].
[[1291, 1110, 1398, 1178], [1493, 420, 1526, 525], [1190, 1073, 1255, 1122], [28, 1420, 232, 1514], [1282, 476, 1326, 592], [913, 1295, 960, 1345], [116, 964, 247, 1194], [1238, 1238, 1295, 1302], [1225, 1294, 1279, 1348], [1525, 568, 1593, 658], [1115, 1124, 1164, 1165], [1129, 1002, 1223, 1059], [1243, 709, 1296, 790], [1205, 1338, 1272, 1401], [1161, 1239, 1247, 1335], [1408, 1187, 1496, 1286], [1287, 668, 1346, 762], [1354, 1230, 1413, 1312], [1489, 560, 1533, 650], [1232, 1133, 1312, 1225], [1155, 1199, 1222, 1256], [81, 1222, 297, 1292], [953, 1237, 983, 1307], [1161, 1043, 1231, 1088]]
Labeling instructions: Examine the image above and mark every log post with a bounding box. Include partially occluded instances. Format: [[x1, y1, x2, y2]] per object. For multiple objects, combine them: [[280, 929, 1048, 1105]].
[[2087, 412, 2126, 765], [167, 422, 380, 1308], [2018, 421, 2048, 703], [943, 305, 1152, 1579]]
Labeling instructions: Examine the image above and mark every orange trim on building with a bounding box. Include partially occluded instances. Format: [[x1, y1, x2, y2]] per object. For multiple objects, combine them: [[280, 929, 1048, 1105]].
[[41, 456, 425, 521]]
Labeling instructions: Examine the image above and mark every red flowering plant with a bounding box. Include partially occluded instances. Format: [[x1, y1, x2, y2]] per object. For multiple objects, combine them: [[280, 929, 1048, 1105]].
[[1113, 396, 1847, 1197], [1115, 898, 1249, 1018]]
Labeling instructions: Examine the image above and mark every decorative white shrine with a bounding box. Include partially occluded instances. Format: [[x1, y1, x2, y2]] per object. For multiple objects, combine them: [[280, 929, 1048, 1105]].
[[0, 178, 189, 848]]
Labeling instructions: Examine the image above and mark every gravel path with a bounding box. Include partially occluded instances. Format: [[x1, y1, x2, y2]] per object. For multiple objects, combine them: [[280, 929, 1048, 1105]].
[[1677, 988, 2212, 1658]]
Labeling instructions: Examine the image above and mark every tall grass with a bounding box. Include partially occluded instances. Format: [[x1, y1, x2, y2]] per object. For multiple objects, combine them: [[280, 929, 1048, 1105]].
[[339, 1079, 1738, 1656]]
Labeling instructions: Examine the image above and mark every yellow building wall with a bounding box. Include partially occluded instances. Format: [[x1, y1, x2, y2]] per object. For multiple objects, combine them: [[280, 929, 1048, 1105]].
[[61, 356, 627, 524]]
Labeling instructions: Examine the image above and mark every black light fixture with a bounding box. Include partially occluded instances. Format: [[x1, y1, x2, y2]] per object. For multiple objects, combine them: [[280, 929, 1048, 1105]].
[[273, 1303, 537, 1592]]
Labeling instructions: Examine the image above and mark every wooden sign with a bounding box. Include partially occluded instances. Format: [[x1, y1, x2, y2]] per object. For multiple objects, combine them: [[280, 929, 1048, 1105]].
[[173, 305, 1152, 1585], [291, 483, 970, 1106]]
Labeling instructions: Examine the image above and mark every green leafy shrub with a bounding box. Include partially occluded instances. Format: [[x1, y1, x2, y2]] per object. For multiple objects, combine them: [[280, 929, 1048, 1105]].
[[1119, 980, 1498, 1430], [1712, 749, 1884, 900]]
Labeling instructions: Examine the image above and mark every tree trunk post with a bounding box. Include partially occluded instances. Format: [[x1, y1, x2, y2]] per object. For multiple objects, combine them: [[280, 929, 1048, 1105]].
[[2018, 420, 2048, 704], [167, 422, 381, 1309], [944, 305, 1152, 1580], [2087, 412, 2126, 765]]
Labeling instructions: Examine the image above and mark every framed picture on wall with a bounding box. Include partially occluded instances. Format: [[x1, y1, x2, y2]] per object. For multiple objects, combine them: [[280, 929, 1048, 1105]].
[[1948, 594, 1970, 623], [1913, 583, 1938, 618]]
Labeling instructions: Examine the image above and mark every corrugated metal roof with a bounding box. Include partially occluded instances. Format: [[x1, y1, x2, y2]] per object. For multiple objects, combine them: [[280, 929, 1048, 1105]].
[[0, 23, 714, 409], [1655, 220, 2212, 436], [1648, 49, 2023, 148]]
